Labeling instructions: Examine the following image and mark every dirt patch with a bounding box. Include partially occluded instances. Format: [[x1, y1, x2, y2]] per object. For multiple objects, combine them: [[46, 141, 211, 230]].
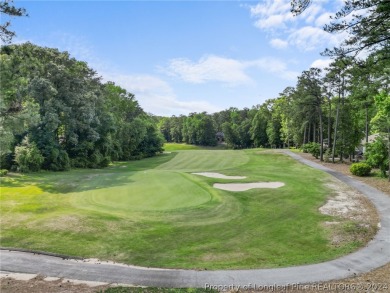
[[28, 215, 96, 233], [0, 213, 32, 228], [320, 181, 367, 221], [318, 171, 379, 248], [0, 273, 112, 293], [200, 252, 246, 262], [192, 172, 246, 179], [213, 182, 285, 192]]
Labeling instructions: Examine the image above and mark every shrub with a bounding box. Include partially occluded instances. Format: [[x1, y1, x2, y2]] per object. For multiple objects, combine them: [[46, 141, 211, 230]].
[[71, 158, 88, 168], [365, 136, 389, 178], [302, 142, 320, 159], [324, 148, 332, 162], [350, 162, 372, 176], [0, 169, 8, 176], [99, 156, 111, 168], [49, 149, 70, 171], [302, 144, 310, 153], [14, 141, 44, 172]]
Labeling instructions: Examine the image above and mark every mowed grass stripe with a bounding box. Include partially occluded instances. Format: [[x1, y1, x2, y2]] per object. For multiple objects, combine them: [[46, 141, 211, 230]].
[[71, 170, 212, 212], [157, 150, 249, 172]]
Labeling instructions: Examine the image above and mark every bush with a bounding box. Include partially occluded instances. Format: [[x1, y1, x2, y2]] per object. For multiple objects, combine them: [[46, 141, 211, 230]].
[[49, 149, 70, 171], [0, 169, 8, 176], [302, 142, 320, 159], [14, 141, 44, 172], [365, 136, 389, 178], [302, 144, 310, 153], [71, 158, 88, 168], [324, 148, 332, 162], [350, 162, 372, 176]]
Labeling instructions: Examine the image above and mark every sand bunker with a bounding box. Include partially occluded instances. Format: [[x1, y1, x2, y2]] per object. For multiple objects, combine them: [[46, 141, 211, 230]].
[[192, 172, 246, 179], [213, 182, 285, 192]]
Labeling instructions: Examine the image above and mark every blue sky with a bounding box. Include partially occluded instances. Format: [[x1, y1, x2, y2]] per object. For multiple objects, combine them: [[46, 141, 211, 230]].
[[10, 0, 346, 116]]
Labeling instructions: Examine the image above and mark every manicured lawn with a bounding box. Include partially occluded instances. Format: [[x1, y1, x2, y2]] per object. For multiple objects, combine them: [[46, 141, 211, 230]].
[[164, 143, 204, 151], [0, 149, 367, 269], [163, 143, 227, 151]]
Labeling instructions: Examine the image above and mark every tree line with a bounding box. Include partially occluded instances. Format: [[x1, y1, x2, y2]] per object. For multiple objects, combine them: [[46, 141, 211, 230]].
[[158, 51, 389, 177], [158, 0, 389, 179], [0, 43, 164, 172]]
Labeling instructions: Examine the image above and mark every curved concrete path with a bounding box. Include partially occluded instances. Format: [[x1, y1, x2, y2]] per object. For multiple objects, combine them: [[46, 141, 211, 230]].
[[1, 150, 390, 288]]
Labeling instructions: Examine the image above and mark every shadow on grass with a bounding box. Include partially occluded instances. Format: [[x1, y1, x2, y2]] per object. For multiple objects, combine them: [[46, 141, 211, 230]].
[[0, 153, 177, 194]]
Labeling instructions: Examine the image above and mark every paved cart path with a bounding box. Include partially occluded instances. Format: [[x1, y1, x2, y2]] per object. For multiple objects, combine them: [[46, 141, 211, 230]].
[[1, 150, 389, 288]]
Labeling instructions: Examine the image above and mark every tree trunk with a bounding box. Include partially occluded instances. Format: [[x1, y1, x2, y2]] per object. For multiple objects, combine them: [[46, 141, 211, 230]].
[[303, 123, 307, 145], [308, 123, 311, 143], [388, 127, 390, 182], [319, 106, 324, 161], [332, 97, 341, 163], [365, 105, 369, 143], [328, 97, 332, 149], [313, 122, 316, 142], [339, 76, 346, 163]]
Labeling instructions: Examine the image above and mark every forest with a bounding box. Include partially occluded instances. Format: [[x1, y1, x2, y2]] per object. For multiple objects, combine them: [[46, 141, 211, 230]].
[[158, 53, 389, 153], [0, 43, 164, 172]]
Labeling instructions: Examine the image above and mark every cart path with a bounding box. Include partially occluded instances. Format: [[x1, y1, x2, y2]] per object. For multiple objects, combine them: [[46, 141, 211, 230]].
[[1, 150, 389, 288]]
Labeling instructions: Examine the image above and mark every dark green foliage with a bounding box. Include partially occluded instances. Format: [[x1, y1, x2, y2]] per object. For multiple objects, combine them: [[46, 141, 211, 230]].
[[350, 162, 372, 176], [222, 121, 239, 149], [49, 149, 70, 171], [0, 43, 164, 172], [250, 106, 269, 147], [302, 142, 320, 159], [0, 169, 8, 176], [181, 112, 217, 146], [158, 107, 258, 148], [14, 140, 44, 172], [365, 137, 389, 177]]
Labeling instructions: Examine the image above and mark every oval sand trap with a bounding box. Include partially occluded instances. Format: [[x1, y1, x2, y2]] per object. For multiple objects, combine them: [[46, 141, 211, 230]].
[[213, 182, 285, 191], [192, 172, 246, 179]]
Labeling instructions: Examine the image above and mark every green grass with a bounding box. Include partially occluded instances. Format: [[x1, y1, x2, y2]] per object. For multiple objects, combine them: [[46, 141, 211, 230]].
[[163, 143, 227, 151], [0, 149, 369, 269], [157, 149, 249, 172]]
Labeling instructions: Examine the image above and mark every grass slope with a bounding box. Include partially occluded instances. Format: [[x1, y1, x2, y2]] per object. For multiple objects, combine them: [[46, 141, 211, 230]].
[[0, 149, 367, 269]]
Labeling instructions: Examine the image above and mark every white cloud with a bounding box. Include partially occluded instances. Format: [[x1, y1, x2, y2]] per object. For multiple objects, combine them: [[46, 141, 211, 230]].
[[315, 12, 333, 27], [247, 58, 299, 80], [250, 0, 290, 17], [300, 4, 323, 24], [310, 58, 332, 70], [250, 0, 293, 30], [102, 73, 220, 116], [164, 55, 253, 85], [270, 38, 288, 49], [249, 0, 346, 52], [288, 26, 340, 51], [164, 55, 298, 86]]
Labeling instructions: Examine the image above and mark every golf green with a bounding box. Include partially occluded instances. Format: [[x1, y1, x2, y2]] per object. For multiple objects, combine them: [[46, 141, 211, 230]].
[[0, 148, 376, 269], [71, 171, 212, 212]]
